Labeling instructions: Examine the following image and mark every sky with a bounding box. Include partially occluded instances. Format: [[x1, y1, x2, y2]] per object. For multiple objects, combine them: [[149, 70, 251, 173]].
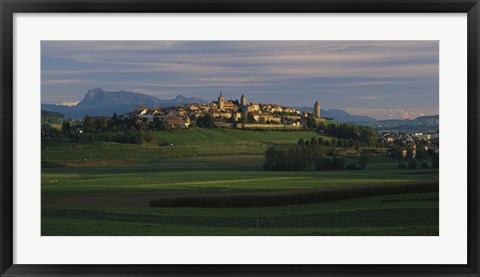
[[41, 41, 439, 119]]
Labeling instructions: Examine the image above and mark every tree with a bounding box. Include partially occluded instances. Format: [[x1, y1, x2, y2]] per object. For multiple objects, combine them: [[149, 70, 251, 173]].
[[83, 115, 95, 132], [196, 114, 215, 128], [247, 112, 256, 123], [306, 114, 317, 129], [408, 159, 418, 169], [432, 154, 439, 168], [354, 139, 361, 150], [331, 157, 345, 170], [337, 139, 344, 148], [61, 121, 71, 133], [358, 152, 369, 170], [415, 145, 428, 161], [331, 138, 337, 148]]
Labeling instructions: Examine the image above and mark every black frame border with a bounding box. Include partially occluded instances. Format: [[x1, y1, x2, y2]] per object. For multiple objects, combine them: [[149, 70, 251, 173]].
[[1, 1, 479, 276]]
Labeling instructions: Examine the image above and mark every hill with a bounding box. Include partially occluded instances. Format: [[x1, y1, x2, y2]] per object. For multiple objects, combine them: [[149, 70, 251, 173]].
[[41, 110, 64, 124], [41, 88, 208, 118]]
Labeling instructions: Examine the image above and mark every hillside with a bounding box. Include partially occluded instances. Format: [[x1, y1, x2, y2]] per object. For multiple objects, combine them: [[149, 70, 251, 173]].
[[41, 110, 64, 124]]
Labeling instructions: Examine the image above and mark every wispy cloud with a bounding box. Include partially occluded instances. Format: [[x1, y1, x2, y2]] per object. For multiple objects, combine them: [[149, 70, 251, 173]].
[[41, 40, 439, 112], [41, 79, 91, 85]]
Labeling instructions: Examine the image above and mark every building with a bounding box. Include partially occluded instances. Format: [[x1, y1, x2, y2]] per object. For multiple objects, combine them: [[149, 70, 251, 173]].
[[218, 92, 225, 111], [241, 94, 247, 106], [314, 101, 321, 118]]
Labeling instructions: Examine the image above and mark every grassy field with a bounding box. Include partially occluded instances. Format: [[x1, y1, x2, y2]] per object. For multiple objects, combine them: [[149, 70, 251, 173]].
[[41, 128, 439, 236], [42, 193, 439, 236], [42, 128, 330, 163]]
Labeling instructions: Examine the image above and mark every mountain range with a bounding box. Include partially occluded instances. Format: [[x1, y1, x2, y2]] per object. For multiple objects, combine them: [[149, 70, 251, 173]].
[[295, 107, 377, 123], [41, 89, 437, 130], [356, 115, 439, 132], [41, 88, 208, 118]]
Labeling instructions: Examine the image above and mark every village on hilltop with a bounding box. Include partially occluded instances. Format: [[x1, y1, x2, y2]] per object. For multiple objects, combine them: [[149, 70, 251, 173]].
[[132, 93, 325, 129]]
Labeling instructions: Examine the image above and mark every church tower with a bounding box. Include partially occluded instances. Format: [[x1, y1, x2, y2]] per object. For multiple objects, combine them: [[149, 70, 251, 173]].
[[218, 92, 225, 111], [241, 94, 247, 107], [314, 101, 321, 118]]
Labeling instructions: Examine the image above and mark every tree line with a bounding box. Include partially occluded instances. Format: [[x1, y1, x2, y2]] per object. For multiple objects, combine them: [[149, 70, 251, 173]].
[[263, 144, 368, 171]]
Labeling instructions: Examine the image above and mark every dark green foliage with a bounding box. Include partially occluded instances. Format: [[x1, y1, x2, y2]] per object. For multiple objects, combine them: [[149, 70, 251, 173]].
[[41, 110, 64, 124], [415, 146, 428, 161], [298, 138, 305, 145], [61, 121, 71, 133], [408, 159, 418, 169], [196, 114, 215, 128], [306, 114, 317, 129], [398, 162, 408, 169], [109, 130, 147, 144], [359, 152, 369, 170], [432, 154, 439, 168], [264, 144, 329, 171], [318, 123, 377, 144], [421, 162, 430, 169], [263, 145, 307, 171], [247, 112, 256, 123], [331, 157, 345, 170], [346, 164, 361, 170], [149, 181, 439, 208], [317, 137, 325, 145], [83, 115, 95, 132], [315, 157, 331, 170]]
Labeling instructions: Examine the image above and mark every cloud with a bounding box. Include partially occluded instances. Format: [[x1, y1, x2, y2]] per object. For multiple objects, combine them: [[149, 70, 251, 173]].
[[41, 40, 439, 108], [41, 79, 91, 85]]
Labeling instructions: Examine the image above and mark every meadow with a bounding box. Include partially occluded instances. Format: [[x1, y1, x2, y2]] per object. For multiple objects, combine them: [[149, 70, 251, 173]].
[[41, 128, 439, 236]]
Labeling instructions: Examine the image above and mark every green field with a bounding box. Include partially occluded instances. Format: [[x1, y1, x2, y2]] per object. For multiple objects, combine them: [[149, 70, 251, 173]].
[[41, 128, 439, 236]]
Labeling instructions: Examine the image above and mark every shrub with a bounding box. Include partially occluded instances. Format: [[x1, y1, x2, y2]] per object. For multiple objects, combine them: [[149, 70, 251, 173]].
[[421, 162, 430, 169], [331, 157, 345, 170], [346, 164, 361, 170], [316, 157, 331, 170], [358, 152, 369, 170], [398, 162, 408, 169], [432, 155, 439, 168], [408, 159, 418, 169]]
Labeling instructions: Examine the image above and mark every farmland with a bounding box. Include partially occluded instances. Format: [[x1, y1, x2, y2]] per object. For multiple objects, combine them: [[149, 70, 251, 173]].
[[41, 128, 439, 236]]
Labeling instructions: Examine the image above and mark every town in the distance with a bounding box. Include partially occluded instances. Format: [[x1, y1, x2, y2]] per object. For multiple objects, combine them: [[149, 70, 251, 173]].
[[42, 88, 439, 159]]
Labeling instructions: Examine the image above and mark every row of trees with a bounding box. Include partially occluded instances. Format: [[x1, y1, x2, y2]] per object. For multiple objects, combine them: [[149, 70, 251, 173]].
[[64, 114, 173, 133], [263, 144, 368, 171], [317, 123, 377, 145], [298, 136, 387, 149], [398, 156, 439, 169]]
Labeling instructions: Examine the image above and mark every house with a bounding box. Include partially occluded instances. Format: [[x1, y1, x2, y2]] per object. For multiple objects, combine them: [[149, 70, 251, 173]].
[[165, 116, 190, 128]]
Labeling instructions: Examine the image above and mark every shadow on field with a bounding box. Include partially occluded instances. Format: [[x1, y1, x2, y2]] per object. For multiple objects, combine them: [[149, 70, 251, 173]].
[[41, 207, 439, 229], [149, 181, 439, 208]]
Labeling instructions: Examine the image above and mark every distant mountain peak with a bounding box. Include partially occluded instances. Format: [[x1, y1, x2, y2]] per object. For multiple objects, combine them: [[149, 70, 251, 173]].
[[42, 88, 208, 119], [86, 87, 104, 95], [175, 95, 187, 101]]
